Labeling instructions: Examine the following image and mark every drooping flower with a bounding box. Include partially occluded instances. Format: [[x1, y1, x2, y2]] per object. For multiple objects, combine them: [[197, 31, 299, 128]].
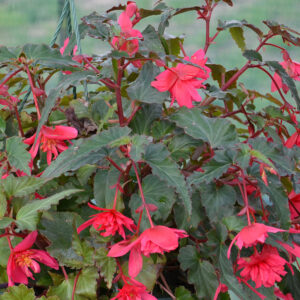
[[24, 125, 78, 165], [108, 225, 187, 277], [271, 55, 300, 94], [77, 203, 136, 239], [151, 49, 211, 108], [288, 190, 300, 219], [112, 2, 143, 56], [7, 231, 59, 286], [227, 223, 284, 258], [285, 128, 300, 148], [237, 245, 288, 288], [112, 278, 157, 300]]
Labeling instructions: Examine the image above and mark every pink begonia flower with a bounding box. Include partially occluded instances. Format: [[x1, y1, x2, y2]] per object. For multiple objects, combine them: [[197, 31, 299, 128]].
[[271, 59, 300, 94], [274, 288, 294, 300], [112, 277, 157, 300], [7, 231, 59, 286], [108, 225, 188, 277], [112, 2, 143, 56], [151, 49, 211, 108], [227, 223, 285, 258], [285, 128, 300, 148], [77, 203, 136, 239], [24, 125, 78, 165], [237, 245, 288, 288], [288, 190, 300, 219]]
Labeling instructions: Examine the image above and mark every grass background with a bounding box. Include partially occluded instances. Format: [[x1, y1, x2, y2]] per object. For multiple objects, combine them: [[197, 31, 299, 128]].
[[0, 0, 299, 95]]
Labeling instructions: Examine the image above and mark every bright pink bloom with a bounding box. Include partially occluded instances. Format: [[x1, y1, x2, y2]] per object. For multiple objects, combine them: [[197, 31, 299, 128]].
[[271, 59, 300, 93], [227, 223, 284, 258], [151, 49, 211, 108], [77, 203, 136, 239], [237, 245, 288, 288], [274, 288, 294, 300], [24, 125, 78, 165], [7, 231, 59, 286], [108, 225, 187, 277], [285, 128, 300, 148], [288, 190, 300, 219], [112, 279, 156, 300], [112, 2, 142, 56]]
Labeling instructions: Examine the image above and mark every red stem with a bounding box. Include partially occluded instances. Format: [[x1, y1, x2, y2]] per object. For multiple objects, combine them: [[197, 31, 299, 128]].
[[14, 105, 24, 137], [61, 266, 69, 281], [6, 235, 13, 251], [106, 157, 124, 173], [179, 42, 187, 57], [24, 64, 41, 119], [0, 68, 22, 88], [116, 59, 126, 126], [131, 160, 154, 228], [71, 270, 82, 300]]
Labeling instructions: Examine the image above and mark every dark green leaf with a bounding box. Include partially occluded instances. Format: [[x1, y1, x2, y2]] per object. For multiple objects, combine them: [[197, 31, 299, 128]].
[[175, 286, 195, 300], [230, 27, 246, 51], [0, 217, 14, 229], [94, 248, 116, 288], [141, 25, 164, 53], [6, 136, 31, 175], [170, 107, 237, 148], [127, 62, 168, 104], [243, 50, 262, 62], [0, 285, 35, 300], [144, 143, 191, 214], [178, 246, 218, 299], [199, 183, 236, 222], [0, 46, 19, 63], [42, 126, 131, 178]]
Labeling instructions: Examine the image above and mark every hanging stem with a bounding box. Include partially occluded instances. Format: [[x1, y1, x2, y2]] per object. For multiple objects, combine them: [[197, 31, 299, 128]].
[[6, 235, 13, 251], [24, 64, 41, 119], [106, 157, 124, 173], [71, 269, 82, 300], [115, 58, 126, 126], [236, 178, 251, 225], [0, 68, 22, 88], [61, 266, 69, 281], [131, 160, 154, 228]]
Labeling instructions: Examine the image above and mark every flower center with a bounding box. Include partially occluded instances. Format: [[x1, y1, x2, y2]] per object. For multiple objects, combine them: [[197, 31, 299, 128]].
[[40, 136, 57, 152], [15, 250, 34, 267]]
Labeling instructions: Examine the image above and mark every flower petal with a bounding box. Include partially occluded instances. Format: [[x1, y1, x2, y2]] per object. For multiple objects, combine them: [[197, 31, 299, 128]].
[[13, 231, 38, 253]]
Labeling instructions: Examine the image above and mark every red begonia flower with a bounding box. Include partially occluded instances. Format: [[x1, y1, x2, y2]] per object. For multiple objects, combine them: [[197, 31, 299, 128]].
[[24, 125, 78, 165], [151, 49, 211, 108], [111, 279, 157, 300], [288, 190, 300, 219], [77, 203, 136, 239], [274, 288, 294, 300], [108, 225, 187, 277], [237, 245, 288, 288], [112, 2, 143, 56], [227, 223, 284, 258], [285, 128, 300, 148], [271, 60, 300, 94], [7, 231, 59, 286]]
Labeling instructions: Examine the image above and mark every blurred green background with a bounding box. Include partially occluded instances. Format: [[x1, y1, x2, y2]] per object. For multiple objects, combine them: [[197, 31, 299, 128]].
[[0, 0, 299, 94]]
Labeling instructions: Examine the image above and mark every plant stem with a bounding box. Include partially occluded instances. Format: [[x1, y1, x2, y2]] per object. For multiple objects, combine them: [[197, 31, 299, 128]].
[[14, 105, 24, 137], [71, 270, 82, 300], [131, 160, 154, 228], [24, 64, 41, 119], [0, 68, 22, 88], [61, 266, 69, 281], [106, 157, 124, 173], [116, 58, 126, 126]]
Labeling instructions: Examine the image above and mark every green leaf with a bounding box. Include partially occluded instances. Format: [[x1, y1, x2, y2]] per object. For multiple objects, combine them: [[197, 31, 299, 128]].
[[94, 248, 116, 289], [141, 25, 164, 53], [178, 246, 218, 299], [1, 176, 46, 198], [243, 49, 262, 62], [129, 175, 175, 230], [222, 216, 247, 232], [130, 135, 150, 161], [130, 103, 162, 135], [42, 126, 131, 178], [175, 286, 195, 300], [127, 62, 168, 104], [144, 143, 191, 214], [0, 285, 35, 300], [0, 189, 6, 218], [16, 189, 81, 230], [266, 61, 300, 109], [0, 217, 14, 229], [76, 165, 97, 186], [0, 46, 19, 63], [229, 27, 246, 51], [0, 115, 6, 133], [199, 183, 236, 222], [170, 107, 237, 148], [218, 245, 250, 300], [6, 136, 31, 175], [94, 168, 120, 208]]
